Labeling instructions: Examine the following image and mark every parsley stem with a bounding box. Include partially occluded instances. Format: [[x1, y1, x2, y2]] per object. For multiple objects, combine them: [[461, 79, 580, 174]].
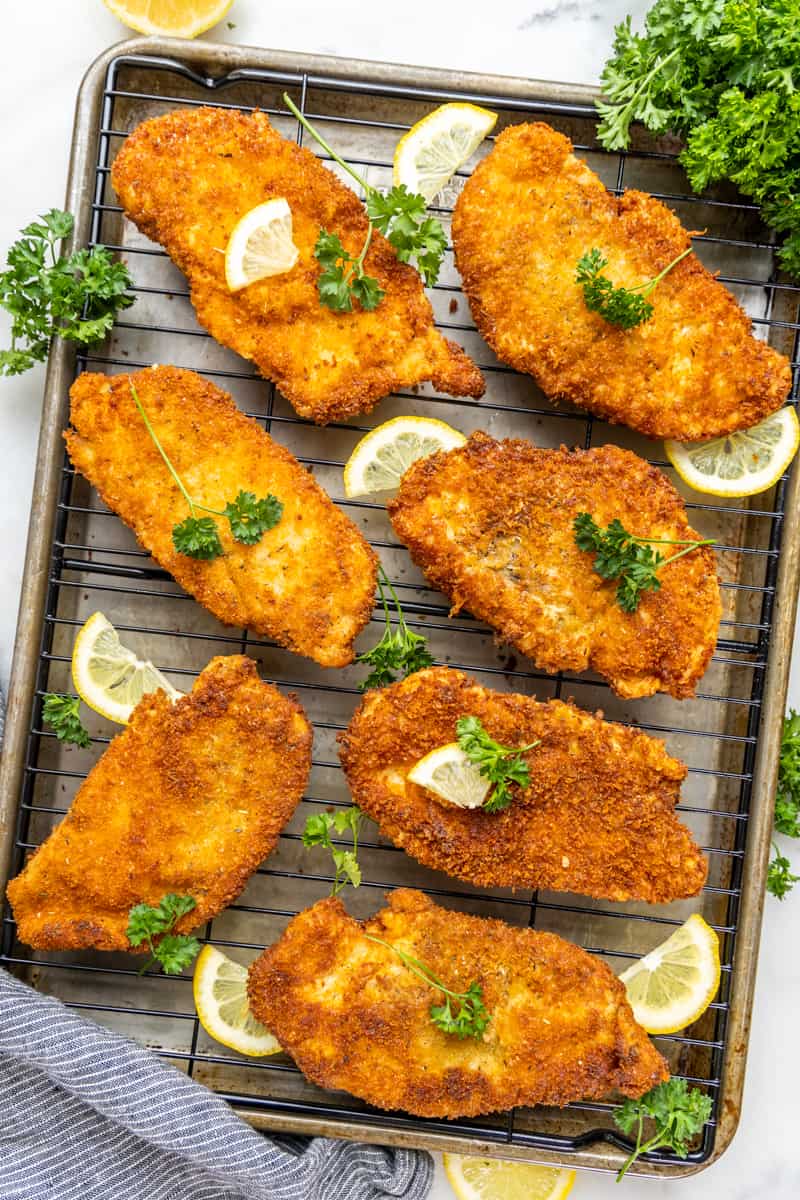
[[283, 93, 372, 196], [364, 936, 465, 1002], [377, 563, 410, 634], [659, 541, 715, 569], [632, 246, 693, 296], [130, 382, 197, 516]]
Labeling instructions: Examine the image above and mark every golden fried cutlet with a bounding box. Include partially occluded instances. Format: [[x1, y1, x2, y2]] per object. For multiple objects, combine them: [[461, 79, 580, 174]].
[[7, 656, 312, 951], [111, 107, 484, 423], [452, 123, 791, 441], [388, 432, 721, 699], [65, 367, 377, 668], [339, 667, 707, 902], [248, 889, 668, 1118]]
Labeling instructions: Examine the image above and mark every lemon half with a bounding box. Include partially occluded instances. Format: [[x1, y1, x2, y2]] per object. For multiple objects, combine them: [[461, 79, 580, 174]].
[[407, 743, 490, 809], [444, 1155, 576, 1200], [102, 0, 233, 38], [394, 103, 498, 204], [619, 913, 721, 1035], [193, 945, 282, 1057], [72, 612, 182, 725], [225, 198, 300, 291], [343, 415, 466, 498], [665, 407, 799, 498]]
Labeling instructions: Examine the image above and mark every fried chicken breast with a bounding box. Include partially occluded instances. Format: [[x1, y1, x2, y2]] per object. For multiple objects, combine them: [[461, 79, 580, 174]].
[[65, 367, 377, 668], [111, 107, 483, 423], [7, 656, 311, 951], [388, 432, 721, 699], [339, 667, 707, 902], [248, 889, 668, 1118], [452, 122, 791, 441]]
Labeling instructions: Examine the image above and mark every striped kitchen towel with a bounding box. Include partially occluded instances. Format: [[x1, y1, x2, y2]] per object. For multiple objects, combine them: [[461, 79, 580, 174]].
[[0, 968, 433, 1200]]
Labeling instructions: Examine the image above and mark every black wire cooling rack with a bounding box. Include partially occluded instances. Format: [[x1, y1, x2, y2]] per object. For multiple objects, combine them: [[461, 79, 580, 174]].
[[2, 48, 799, 1173]]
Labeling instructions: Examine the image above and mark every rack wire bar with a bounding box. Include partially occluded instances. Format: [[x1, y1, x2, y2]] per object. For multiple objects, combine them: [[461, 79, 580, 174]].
[[1, 45, 798, 1177]]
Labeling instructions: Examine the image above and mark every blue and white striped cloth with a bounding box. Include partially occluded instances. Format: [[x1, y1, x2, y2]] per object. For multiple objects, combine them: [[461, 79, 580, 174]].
[[0, 969, 433, 1200]]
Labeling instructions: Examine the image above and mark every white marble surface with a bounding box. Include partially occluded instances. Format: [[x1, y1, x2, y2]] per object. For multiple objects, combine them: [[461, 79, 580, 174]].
[[2, 2, 798, 1197]]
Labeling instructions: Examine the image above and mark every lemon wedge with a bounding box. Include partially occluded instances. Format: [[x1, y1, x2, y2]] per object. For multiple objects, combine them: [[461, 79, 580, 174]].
[[102, 0, 233, 37], [619, 913, 721, 1035], [407, 743, 490, 809], [193, 945, 282, 1057], [394, 103, 498, 204], [72, 612, 182, 725], [665, 406, 799, 498], [444, 1155, 576, 1200], [343, 415, 466, 498], [225, 199, 299, 291]]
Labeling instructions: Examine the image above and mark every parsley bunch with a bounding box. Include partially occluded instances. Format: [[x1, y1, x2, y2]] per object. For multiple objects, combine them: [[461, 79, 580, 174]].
[[130, 382, 283, 560], [42, 693, 91, 749], [283, 94, 447, 311], [126, 893, 201, 975], [302, 806, 364, 896], [0, 208, 133, 376], [613, 1078, 712, 1181], [357, 565, 434, 690], [576, 246, 691, 330], [596, 1, 800, 278], [364, 934, 490, 1040], [574, 512, 715, 613], [456, 716, 540, 813], [767, 709, 800, 899]]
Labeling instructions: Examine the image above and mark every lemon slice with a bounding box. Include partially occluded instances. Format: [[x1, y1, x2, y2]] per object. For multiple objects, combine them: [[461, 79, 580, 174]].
[[407, 743, 490, 809], [665, 407, 800, 498], [225, 199, 299, 291], [102, 0, 233, 37], [193, 945, 282, 1057], [619, 913, 721, 1035], [343, 415, 466, 498], [72, 612, 182, 725], [444, 1155, 576, 1200], [394, 103, 498, 204]]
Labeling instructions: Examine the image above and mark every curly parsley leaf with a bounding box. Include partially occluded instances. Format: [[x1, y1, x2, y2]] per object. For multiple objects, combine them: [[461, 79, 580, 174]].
[[0, 208, 134, 376], [613, 1078, 712, 1180], [576, 246, 691, 330], [775, 709, 800, 837], [357, 565, 434, 690], [126, 893, 200, 975], [314, 228, 384, 313], [172, 515, 224, 560], [302, 806, 364, 896], [456, 715, 539, 813], [42, 693, 91, 749], [224, 490, 283, 545], [767, 848, 799, 900]]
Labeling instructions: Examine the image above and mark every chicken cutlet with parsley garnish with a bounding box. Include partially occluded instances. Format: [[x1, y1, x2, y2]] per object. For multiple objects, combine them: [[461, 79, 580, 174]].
[[65, 366, 377, 668], [388, 432, 721, 699], [451, 122, 791, 441], [7, 656, 311, 952], [111, 107, 483, 424], [248, 889, 668, 1119], [339, 667, 707, 903]]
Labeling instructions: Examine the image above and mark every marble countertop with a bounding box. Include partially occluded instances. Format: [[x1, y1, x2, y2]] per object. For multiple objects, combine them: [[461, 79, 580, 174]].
[[2, 2, 798, 1197]]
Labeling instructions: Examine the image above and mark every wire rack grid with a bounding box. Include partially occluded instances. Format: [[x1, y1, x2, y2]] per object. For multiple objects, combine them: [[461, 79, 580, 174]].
[[1, 49, 799, 1173]]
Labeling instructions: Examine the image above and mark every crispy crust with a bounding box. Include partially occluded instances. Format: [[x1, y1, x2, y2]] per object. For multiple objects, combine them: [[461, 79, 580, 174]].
[[452, 122, 791, 441], [248, 889, 669, 1118], [7, 656, 312, 951], [111, 107, 484, 423], [65, 366, 377, 668], [388, 432, 721, 699], [339, 667, 707, 902]]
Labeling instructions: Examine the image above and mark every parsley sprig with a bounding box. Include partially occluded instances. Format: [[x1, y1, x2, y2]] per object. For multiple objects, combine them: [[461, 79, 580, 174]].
[[42, 693, 91, 749], [130, 382, 283, 560], [126, 893, 201, 975], [0, 208, 134, 376], [302, 806, 364, 896], [357, 565, 434, 690], [574, 512, 715, 613], [456, 716, 539, 813], [364, 934, 490, 1040], [576, 246, 692, 330], [613, 1079, 712, 1181], [767, 709, 800, 899], [283, 93, 447, 312]]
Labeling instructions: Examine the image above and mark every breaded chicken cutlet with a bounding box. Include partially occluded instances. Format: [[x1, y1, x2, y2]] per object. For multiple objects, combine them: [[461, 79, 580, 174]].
[[7, 656, 311, 951], [65, 367, 377, 668], [388, 432, 721, 699], [248, 889, 668, 1118], [339, 667, 707, 902], [111, 107, 484, 424], [452, 123, 791, 441]]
